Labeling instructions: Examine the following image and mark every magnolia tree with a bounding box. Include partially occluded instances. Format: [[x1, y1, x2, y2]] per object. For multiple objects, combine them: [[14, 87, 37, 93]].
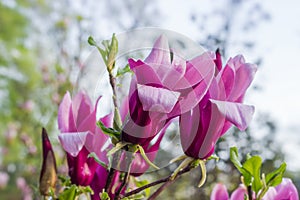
[[39, 29, 298, 200]]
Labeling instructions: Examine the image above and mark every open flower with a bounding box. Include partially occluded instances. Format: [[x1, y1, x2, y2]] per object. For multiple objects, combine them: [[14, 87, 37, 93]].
[[180, 50, 257, 159], [211, 184, 249, 200], [264, 178, 299, 200], [58, 91, 110, 186], [122, 35, 215, 146]]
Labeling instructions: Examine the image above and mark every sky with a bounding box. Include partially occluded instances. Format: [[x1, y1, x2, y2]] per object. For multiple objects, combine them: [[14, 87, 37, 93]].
[[153, 0, 300, 170]]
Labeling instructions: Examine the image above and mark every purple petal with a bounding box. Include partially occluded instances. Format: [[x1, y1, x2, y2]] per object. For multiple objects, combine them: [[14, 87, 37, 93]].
[[137, 84, 180, 113], [144, 35, 171, 65], [214, 49, 222, 73], [275, 178, 299, 200], [120, 97, 129, 122], [130, 121, 169, 175], [196, 102, 225, 158], [175, 52, 215, 89], [210, 100, 255, 131], [263, 188, 277, 200], [73, 92, 93, 128], [58, 132, 90, 157], [90, 166, 109, 200], [230, 185, 247, 200], [129, 59, 163, 86], [228, 61, 257, 101], [85, 131, 109, 162], [210, 183, 229, 200], [58, 92, 76, 132], [155, 49, 186, 89], [180, 102, 225, 159], [217, 62, 235, 99], [231, 55, 246, 70]]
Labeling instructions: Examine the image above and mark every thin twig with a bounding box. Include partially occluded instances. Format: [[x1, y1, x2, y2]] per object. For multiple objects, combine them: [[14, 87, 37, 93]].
[[147, 178, 175, 200], [121, 165, 195, 199]]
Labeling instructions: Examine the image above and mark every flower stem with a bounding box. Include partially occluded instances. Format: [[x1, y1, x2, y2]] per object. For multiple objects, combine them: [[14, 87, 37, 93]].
[[247, 186, 253, 200], [105, 151, 121, 191], [114, 152, 134, 199], [147, 179, 175, 200]]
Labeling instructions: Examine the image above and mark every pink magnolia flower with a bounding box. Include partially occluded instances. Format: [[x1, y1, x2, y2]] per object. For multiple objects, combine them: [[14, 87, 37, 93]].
[[211, 184, 249, 200], [122, 35, 215, 146], [58, 91, 110, 186], [180, 50, 257, 159], [264, 178, 299, 200], [211, 179, 299, 200], [210, 183, 229, 200]]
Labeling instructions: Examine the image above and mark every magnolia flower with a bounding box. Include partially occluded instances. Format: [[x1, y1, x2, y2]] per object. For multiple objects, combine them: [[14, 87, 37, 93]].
[[264, 178, 299, 200], [180, 50, 257, 159], [122, 35, 215, 146], [58, 91, 110, 186], [211, 179, 299, 200]]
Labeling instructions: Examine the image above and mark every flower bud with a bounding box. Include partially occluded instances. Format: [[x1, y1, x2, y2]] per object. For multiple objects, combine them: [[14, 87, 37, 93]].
[[39, 128, 57, 196]]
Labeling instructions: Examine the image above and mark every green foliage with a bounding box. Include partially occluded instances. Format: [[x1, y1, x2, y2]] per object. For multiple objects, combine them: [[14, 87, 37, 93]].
[[134, 179, 151, 197], [88, 34, 118, 72], [242, 155, 262, 193], [100, 191, 110, 200], [230, 147, 286, 199], [265, 162, 286, 187], [116, 64, 133, 77], [58, 185, 77, 200], [58, 176, 94, 200]]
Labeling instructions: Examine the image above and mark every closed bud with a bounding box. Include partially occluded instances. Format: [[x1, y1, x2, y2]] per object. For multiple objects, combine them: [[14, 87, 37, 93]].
[[39, 128, 57, 196]]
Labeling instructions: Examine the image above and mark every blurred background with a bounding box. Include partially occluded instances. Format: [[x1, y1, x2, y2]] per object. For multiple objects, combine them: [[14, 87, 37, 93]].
[[0, 0, 299, 199]]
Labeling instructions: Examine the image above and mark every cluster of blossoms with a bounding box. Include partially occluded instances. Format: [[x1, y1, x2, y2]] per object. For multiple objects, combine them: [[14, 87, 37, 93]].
[[211, 178, 299, 200], [40, 34, 298, 199]]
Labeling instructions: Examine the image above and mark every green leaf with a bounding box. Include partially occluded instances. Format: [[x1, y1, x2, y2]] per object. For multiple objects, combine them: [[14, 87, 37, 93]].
[[96, 120, 120, 141], [116, 64, 133, 77], [58, 175, 71, 186], [100, 191, 110, 200], [106, 33, 118, 71], [243, 155, 262, 193], [230, 147, 243, 171], [77, 185, 94, 195], [113, 107, 122, 131], [59, 185, 77, 200], [134, 179, 151, 197], [265, 162, 286, 187], [102, 40, 110, 52], [88, 152, 108, 168], [229, 147, 252, 186], [88, 36, 97, 46], [88, 36, 107, 65]]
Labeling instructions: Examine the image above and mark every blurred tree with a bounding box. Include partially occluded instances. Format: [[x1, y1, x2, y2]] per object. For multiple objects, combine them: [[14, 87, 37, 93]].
[[0, 0, 160, 198]]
